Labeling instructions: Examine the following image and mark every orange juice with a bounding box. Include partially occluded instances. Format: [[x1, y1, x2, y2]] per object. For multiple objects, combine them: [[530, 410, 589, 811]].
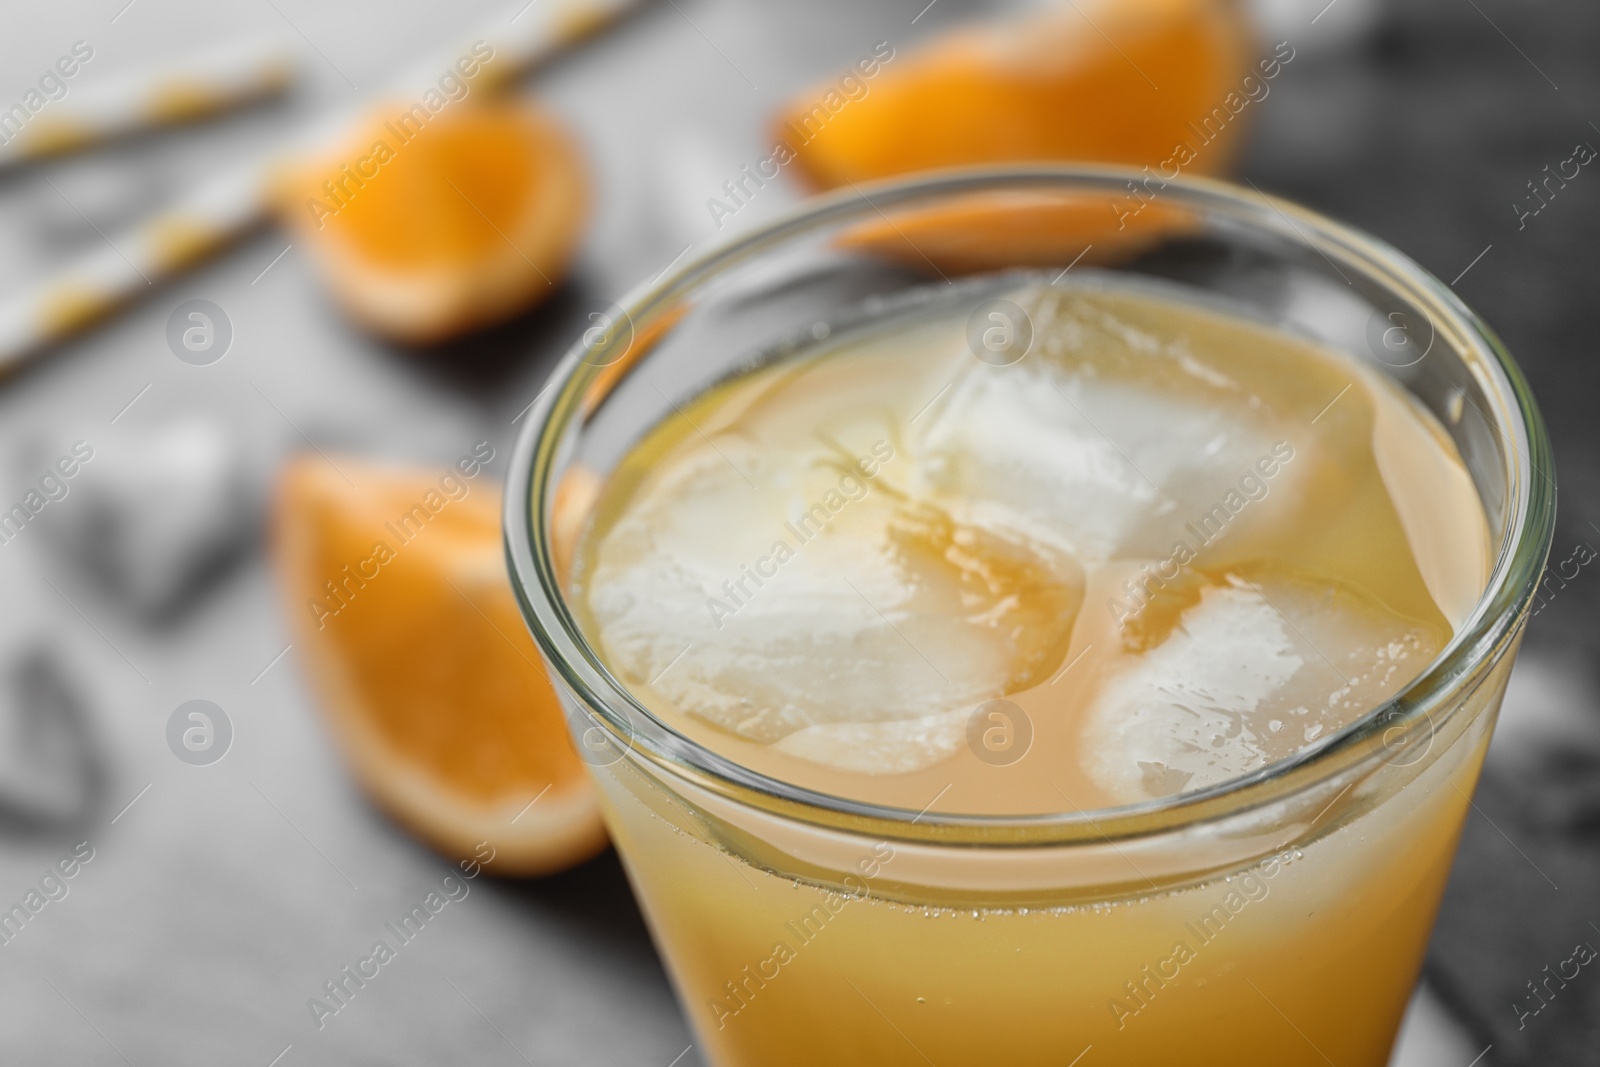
[[561, 279, 1502, 1066]]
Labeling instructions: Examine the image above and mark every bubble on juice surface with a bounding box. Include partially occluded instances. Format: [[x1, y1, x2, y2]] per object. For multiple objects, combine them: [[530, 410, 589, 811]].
[[1079, 566, 1447, 803], [913, 287, 1297, 562], [581, 433, 1084, 771]]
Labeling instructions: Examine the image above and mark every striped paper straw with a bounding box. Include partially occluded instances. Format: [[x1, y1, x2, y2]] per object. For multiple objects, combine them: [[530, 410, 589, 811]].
[[0, 38, 297, 169], [0, 166, 267, 362], [0, 0, 644, 371]]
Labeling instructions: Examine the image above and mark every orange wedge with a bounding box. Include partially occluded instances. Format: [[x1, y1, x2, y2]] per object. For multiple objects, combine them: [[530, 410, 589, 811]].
[[275, 97, 588, 344], [776, 0, 1258, 190], [274, 455, 606, 876]]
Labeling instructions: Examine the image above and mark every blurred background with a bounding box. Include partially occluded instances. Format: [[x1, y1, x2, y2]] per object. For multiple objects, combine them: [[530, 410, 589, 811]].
[[0, 0, 1595, 1064]]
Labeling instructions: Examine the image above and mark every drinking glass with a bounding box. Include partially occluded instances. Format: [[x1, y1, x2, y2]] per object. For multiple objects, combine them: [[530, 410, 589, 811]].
[[505, 168, 1555, 1067]]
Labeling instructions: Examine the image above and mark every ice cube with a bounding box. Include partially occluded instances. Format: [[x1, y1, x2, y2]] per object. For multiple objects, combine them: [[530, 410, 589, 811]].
[[0, 649, 107, 835], [37, 419, 260, 620], [1079, 567, 1447, 803], [911, 288, 1294, 561], [581, 436, 1083, 763]]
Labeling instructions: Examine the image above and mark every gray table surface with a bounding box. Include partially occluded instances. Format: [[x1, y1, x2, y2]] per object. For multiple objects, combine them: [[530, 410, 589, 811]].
[[0, 1, 1591, 1064]]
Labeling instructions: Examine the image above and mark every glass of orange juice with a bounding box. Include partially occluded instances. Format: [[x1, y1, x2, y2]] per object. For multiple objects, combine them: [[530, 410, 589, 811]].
[[506, 169, 1554, 1067]]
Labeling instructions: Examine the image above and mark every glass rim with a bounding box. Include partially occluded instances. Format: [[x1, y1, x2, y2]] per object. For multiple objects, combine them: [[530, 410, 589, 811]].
[[505, 164, 1556, 845]]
